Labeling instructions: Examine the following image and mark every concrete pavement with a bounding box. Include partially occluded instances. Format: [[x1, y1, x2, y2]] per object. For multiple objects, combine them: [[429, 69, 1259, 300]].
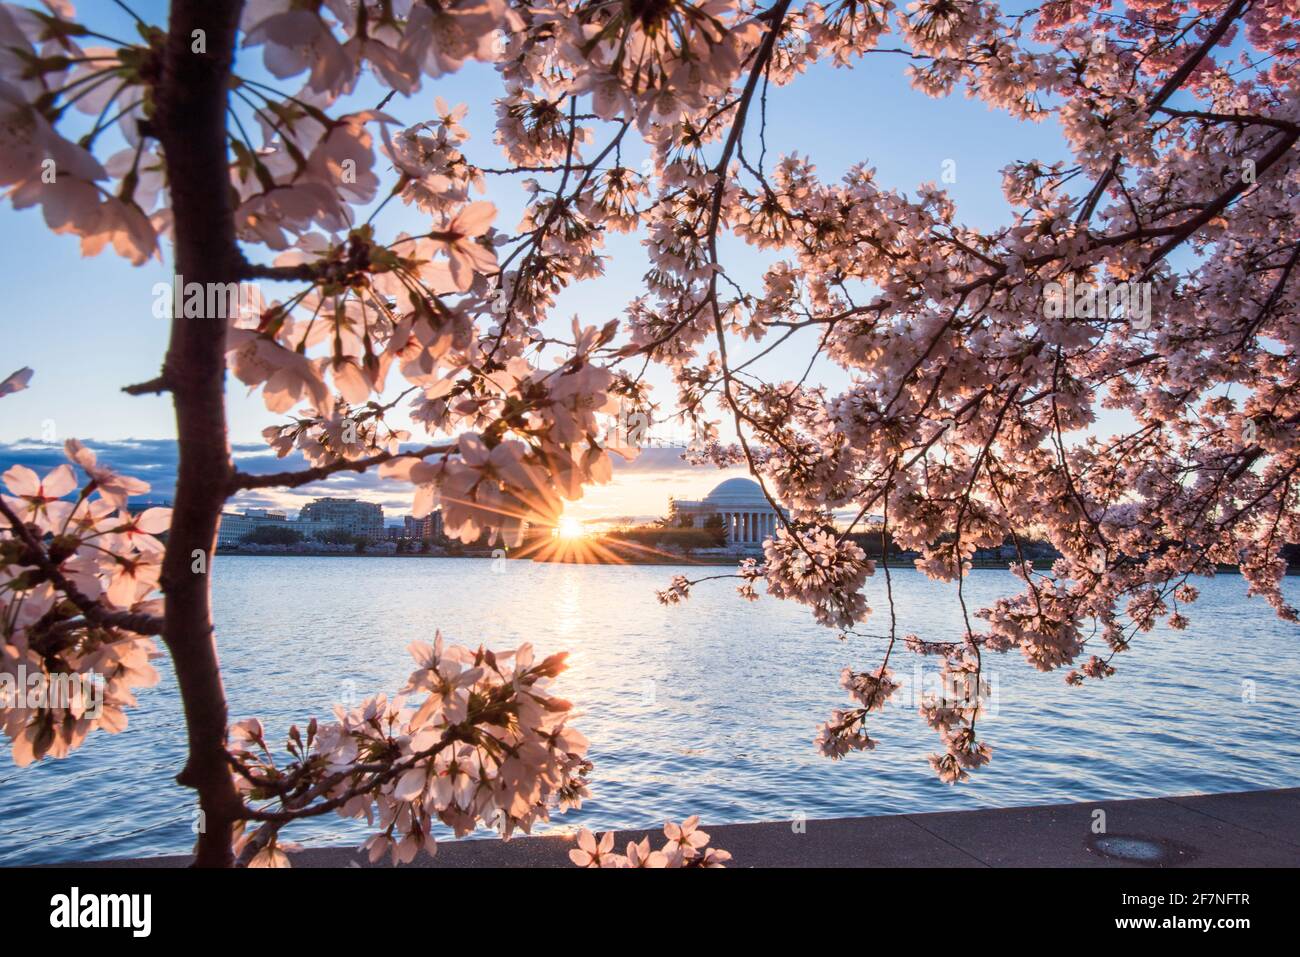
[[75, 787, 1300, 868]]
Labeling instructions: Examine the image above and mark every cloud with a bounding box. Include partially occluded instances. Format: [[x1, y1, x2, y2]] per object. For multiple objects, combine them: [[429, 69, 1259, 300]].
[[0, 438, 369, 514], [610, 445, 704, 475], [0, 438, 180, 502]]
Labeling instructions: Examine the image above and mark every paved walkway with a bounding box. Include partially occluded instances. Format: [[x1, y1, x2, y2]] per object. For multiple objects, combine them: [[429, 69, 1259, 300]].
[[87, 788, 1300, 868]]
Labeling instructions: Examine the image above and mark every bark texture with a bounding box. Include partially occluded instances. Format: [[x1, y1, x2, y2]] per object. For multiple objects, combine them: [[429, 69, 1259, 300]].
[[153, 0, 245, 867]]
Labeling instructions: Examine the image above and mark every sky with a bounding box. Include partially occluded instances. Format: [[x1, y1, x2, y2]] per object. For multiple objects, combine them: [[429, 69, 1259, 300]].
[[0, 2, 1081, 526]]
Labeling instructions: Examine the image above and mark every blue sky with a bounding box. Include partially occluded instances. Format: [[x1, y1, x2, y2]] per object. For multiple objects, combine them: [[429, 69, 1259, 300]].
[[0, 2, 1078, 521]]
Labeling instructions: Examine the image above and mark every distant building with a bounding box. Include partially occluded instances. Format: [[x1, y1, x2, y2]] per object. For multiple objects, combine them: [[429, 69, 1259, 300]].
[[299, 498, 384, 542], [216, 508, 289, 546], [403, 512, 443, 543], [218, 499, 383, 546], [669, 478, 787, 550]]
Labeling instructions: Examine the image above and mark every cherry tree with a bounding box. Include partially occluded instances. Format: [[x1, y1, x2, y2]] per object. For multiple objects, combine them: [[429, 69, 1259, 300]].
[[1, 0, 1297, 865]]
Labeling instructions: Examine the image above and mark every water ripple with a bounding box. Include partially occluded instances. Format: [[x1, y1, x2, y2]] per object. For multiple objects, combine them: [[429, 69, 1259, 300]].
[[1, 557, 1296, 864]]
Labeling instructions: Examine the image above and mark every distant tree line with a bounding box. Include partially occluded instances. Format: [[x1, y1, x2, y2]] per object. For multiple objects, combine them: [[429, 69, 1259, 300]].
[[237, 526, 366, 549], [605, 514, 728, 552]]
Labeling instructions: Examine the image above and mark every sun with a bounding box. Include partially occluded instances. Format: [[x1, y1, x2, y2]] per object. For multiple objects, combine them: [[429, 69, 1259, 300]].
[[555, 516, 586, 540]]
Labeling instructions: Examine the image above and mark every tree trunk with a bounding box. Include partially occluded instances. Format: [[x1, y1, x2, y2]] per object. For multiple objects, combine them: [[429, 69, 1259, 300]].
[[153, 0, 245, 867]]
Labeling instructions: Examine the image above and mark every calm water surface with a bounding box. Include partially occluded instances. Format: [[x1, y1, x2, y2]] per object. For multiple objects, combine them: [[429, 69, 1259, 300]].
[[2, 556, 1297, 864]]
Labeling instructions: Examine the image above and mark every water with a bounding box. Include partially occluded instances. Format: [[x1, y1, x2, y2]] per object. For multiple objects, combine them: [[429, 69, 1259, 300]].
[[2, 557, 1296, 864]]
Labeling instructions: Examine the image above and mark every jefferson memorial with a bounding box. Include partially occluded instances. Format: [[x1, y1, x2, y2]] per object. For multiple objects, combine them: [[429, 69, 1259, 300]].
[[669, 477, 788, 550]]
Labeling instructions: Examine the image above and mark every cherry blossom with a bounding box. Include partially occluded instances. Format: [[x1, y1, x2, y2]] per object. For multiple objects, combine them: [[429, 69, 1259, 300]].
[[227, 634, 592, 866], [1, 415, 165, 767], [569, 816, 732, 868]]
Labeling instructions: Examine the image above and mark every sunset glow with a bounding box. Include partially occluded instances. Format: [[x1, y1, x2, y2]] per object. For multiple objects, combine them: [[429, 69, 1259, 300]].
[[555, 516, 586, 540]]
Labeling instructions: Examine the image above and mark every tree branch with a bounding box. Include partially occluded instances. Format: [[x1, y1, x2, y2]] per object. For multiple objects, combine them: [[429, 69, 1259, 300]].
[[1075, 0, 1251, 224], [122, 375, 171, 396], [229, 443, 456, 492], [1155, 106, 1300, 133], [1140, 127, 1299, 276]]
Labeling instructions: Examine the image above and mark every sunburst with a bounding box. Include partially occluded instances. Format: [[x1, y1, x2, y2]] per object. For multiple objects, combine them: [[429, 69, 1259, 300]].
[[555, 516, 586, 540]]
